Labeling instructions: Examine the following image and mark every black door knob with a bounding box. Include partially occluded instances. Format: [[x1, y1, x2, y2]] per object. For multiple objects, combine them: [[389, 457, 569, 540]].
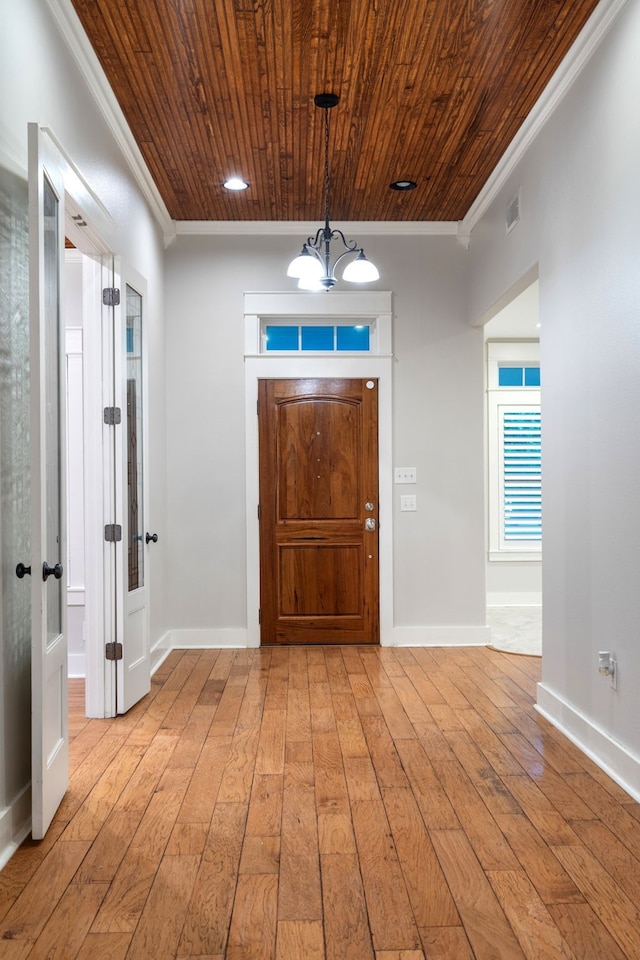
[[145, 532, 158, 544], [42, 561, 63, 581], [16, 563, 31, 579]]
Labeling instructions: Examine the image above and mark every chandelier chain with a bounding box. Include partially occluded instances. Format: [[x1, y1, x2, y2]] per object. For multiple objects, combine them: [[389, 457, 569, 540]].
[[323, 106, 331, 228], [286, 92, 379, 289]]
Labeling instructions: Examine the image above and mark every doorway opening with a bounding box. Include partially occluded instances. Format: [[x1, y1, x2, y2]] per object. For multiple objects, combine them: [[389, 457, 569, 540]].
[[481, 276, 542, 656], [244, 290, 394, 646]]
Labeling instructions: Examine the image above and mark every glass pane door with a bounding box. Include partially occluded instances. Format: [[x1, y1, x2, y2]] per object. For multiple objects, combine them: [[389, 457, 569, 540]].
[[44, 176, 63, 643], [126, 284, 144, 592], [0, 165, 32, 793]]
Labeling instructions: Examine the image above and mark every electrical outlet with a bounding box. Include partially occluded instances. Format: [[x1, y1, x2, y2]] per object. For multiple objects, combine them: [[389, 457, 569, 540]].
[[395, 467, 417, 484], [400, 494, 417, 511]]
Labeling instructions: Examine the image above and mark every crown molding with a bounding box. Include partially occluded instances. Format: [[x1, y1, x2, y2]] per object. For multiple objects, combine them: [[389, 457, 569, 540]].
[[47, 0, 175, 245], [175, 219, 460, 237], [461, 0, 629, 236]]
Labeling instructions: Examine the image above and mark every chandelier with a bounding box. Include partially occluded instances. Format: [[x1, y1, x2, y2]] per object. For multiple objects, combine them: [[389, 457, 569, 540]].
[[287, 93, 380, 291]]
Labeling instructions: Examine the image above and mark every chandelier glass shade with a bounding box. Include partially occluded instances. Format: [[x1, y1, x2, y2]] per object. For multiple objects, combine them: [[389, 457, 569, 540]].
[[287, 94, 379, 291]]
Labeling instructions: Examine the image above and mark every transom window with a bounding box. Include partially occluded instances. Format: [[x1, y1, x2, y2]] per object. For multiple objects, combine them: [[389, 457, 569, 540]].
[[498, 364, 540, 387], [263, 322, 372, 353]]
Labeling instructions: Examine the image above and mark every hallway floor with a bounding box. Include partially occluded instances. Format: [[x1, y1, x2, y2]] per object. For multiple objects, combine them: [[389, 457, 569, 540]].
[[2, 645, 640, 959]]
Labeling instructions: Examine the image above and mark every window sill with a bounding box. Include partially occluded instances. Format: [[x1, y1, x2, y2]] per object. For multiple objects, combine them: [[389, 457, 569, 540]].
[[489, 550, 542, 563]]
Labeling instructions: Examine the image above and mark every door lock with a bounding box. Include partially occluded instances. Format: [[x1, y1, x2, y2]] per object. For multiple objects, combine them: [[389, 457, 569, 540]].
[[365, 518, 376, 531]]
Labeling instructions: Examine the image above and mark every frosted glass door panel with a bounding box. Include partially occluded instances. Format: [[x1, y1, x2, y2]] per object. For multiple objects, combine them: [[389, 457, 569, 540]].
[[44, 177, 62, 643], [126, 285, 144, 592], [0, 165, 32, 794]]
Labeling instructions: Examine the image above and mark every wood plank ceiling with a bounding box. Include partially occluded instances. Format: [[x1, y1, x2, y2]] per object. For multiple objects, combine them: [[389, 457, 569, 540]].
[[70, 0, 601, 223]]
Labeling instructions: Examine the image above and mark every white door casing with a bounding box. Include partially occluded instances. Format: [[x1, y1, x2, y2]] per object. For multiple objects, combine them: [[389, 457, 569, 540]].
[[243, 291, 394, 647]]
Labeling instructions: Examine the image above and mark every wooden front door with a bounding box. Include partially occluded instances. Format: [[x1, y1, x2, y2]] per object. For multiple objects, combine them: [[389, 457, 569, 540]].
[[258, 378, 379, 645]]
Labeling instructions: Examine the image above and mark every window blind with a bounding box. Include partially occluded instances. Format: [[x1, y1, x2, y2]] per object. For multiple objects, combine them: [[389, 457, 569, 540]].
[[502, 409, 542, 541]]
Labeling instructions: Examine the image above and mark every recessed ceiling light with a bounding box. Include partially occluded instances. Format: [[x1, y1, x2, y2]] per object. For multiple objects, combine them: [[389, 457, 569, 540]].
[[223, 177, 249, 191], [389, 180, 417, 191]]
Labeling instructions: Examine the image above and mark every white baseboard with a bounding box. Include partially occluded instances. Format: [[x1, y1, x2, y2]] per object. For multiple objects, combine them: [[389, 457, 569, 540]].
[[150, 631, 172, 675], [391, 625, 490, 647], [168, 628, 250, 649], [487, 593, 542, 606], [67, 652, 86, 679], [0, 785, 32, 872], [536, 682, 640, 802], [161, 625, 489, 651]]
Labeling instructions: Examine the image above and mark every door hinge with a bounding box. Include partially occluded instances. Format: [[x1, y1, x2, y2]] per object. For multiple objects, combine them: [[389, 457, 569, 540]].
[[105, 642, 123, 661], [103, 406, 122, 425], [258, 609, 262, 624], [104, 523, 122, 542], [102, 287, 121, 306], [257, 504, 261, 520]]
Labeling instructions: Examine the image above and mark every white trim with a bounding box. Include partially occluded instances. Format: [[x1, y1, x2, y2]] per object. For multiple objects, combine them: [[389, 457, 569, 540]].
[[156, 625, 493, 653], [462, 0, 629, 235], [536, 683, 640, 802], [151, 632, 172, 674], [169, 628, 249, 649], [43, 127, 116, 253], [45, 0, 175, 244], [488, 593, 542, 606], [489, 551, 542, 563], [177, 220, 460, 237], [67, 588, 85, 606], [0, 786, 32, 873], [392, 625, 490, 647], [472, 266, 540, 329], [82, 256, 109, 718], [67, 652, 86, 679]]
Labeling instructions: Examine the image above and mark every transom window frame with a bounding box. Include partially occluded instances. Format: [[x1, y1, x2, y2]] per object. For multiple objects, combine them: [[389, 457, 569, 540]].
[[487, 340, 541, 562], [244, 291, 392, 357]]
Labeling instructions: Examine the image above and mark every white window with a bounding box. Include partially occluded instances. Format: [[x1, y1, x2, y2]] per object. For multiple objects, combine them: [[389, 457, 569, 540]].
[[262, 320, 373, 353], [487, 342, 541, 561]]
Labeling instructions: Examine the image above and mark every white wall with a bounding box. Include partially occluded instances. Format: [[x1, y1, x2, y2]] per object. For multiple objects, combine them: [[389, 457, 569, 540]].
[[0, 0, 167, 863], [468, 0, 640, 795], [165, 233, 487, 644]]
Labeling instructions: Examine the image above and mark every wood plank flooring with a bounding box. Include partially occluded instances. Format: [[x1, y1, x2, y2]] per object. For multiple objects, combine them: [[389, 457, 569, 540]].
[[3, 645, 640, 959]]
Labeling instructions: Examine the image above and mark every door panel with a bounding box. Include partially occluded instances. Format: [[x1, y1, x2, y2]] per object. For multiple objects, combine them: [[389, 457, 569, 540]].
[[28, 123, 68, 838], [118, 281, 150, 712], [259, 378, 379, 644]]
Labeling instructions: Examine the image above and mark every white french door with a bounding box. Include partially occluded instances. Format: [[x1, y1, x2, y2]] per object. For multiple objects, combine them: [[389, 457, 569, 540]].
[[28, 123, 68, 839], [116, 280, 151, 713]]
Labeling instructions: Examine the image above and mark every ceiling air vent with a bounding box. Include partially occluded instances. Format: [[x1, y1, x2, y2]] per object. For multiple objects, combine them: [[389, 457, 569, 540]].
[[506, 189, 521, 234]]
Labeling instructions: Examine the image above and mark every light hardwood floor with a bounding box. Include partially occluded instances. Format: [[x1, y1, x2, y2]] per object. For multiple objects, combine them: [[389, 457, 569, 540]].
[[2, 645, 640, 959]]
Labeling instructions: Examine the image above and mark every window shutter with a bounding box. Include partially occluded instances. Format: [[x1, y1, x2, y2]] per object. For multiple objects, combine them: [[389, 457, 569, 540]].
[[501, 408, 541, 543]]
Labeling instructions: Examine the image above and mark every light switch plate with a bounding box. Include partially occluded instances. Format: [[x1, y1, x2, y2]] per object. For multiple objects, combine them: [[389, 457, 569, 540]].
[[395, 467, 417, 484], [400, 494, 417, 511]]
